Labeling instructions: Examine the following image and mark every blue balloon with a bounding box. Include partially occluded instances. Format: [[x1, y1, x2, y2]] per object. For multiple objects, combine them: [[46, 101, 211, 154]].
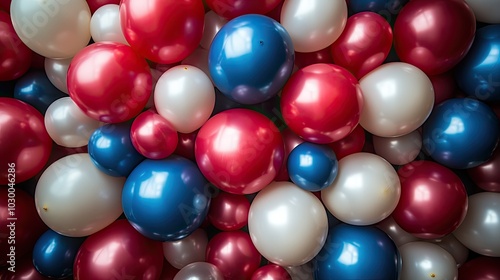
[[32, 229, 85, 279], [455, 25, 500, 102], [88, 122, 145, 177], [314, 224, 400, 280], [287, 142, 338, 191], [13, 71, 66, 114], [209, 14, 294, 105], [348, 0, 408, 24], [122, 156, 211, 241], [423, 98, 499, 169]]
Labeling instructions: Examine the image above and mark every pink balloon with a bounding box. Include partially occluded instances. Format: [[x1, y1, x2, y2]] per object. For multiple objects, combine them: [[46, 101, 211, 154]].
[[131, 110, 178, 159]]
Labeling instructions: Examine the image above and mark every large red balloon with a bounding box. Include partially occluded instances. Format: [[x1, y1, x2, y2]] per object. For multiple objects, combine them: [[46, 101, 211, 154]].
[[195, 109, 284, 195], [280, 63, 363, 144], [275, 127, 305, 181], [206, 0, 282, 20], [393, 161, 468, 239], [251, 264, 291, 280], [120, 0, 204, 64], [393, 0, 476, 75], [73, 219, 164, 280], [67, 42, 152, 123], [458, 257, 500, 280], [328, 124, 366, 160], [208, 191, 250, 231], [0, 11, 32, 81], [467, 147, 500, 192], [331, 12, 393, 79]]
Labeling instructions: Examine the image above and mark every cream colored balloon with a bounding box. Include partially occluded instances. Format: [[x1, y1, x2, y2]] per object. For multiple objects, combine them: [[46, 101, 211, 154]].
[[464, 0, 500, 24], [200, 11, 227, 50], [373, 130, 423, 166], [399, 242, 458, 280], [90, 4, 128, 45], [44, 57, 72, 94], [35, 153, 125, 237], [376, 216, 419, 247], [10, 0, 91, 59], [321, 152, 401, 225], [173, 262, 224, 280], [163, 229, 208, 269], [359, 62, 434, 137]]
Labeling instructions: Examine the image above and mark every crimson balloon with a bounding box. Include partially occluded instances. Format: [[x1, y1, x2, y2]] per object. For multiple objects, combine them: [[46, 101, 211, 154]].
[[459, 257, 500, 280], [430, 71, 457, 106], [175, 130, 198, 161], [86, 0, 120, 14], [0, 11, 32, 81], [208, 191, 250, 231], [328, 124, 366, 160], [295, 47, 333, 69], [467, 147, 500, 192], [251, 264, 291, 280], [205, 0, 282, 20]]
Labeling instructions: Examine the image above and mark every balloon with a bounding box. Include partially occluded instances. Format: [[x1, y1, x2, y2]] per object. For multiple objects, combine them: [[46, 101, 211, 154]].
[[32, 229, 85, 279], [0, 98, 52, 185], [280, 0, 347, 52], [1, 254, 51, 280], [44, 57, 71, 94], [86, 0, 120, 14], [321, 152, 401, 225], [399, 242, 457, 280], [206, 230, 261, 279], [348, 0, 409, 24], [284, 262, 314, 280], [430, 71, 457, 106], [455, 25, 500, 102], [280, 63, 363, 144], [122, 156, 211, 241], [205, 0, 282, 20], [195, 109, 284, 195], [453, 192, 500, 257], [464, 0, 500, 23], [251, 264, 291, 280], [327, 124, 366, 160], [0, 11, 32, 81], [44, 97, 102, 148], [173, 262, 224, 280], [314, 224, 400, 280], [163, 229, 208, 269], [73, 219, 164, 280], [10, 0, 91, 59], [248, 181, 328, 266], [467, 147, 500, 192], [181, 48, 212, 82], [376, 216, 419, 247], [359, 62, 434, 137], [212, 87, 244, 115], [200, 11, 227, 50], [422, 98, 499, 169], [372, 129, 422, 166], [154, 65, 215, 133], [67, 42, 153, 123], [393, 0, 476, 75], [207, 191, 250, 231], [120, 0, 204, 64], [175, 131, 198, 161], [208, 14, 294, 105], [90, 4, 127, 45], [287, 142, 339, 191], [160, 260, 180, 280], [275, 127, 305, 181], [459, 257, 500, 280], [35, 153, 125, 237], [294, 46, 333, 69], [430, 234, 469, 267], [330, 12, 393, 79]]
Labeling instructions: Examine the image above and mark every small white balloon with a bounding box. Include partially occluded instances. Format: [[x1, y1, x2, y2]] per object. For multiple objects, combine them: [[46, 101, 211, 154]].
[[373, 129, 423, 166], [200, 11, 227, 50], [376, 216, 419, 247], [464, 0, 500, 24], [44, 57, 72, 94], [430, 234, 469, 267], [173, 262, 224, 280], [399, 242, 458, 280], [163, 229, 208, 269], [90, 4, 128, 45]]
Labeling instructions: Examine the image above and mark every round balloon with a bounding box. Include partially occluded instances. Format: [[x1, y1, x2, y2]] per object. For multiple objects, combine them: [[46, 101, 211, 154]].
[[399, 242, 457, 280], [0, 11, 32, 81], [86, 0, 120, 14], [251, 264, 291, 280], [163, 229, 208, 270], [44, 57, 71, 94], [90, 4, 128, 45], [208, 191, 250, 231], [181, 48, 212, 82], [175, 131, 198, 161], [431, 234, 469, 267], [373, 129, 422, 166], [205, 0, 282, 19], [275, 127, 305, 181], [173, 262, 224, 280], [376, 216, 419, 247], [430, 71, 457, 106], [200, 11, 227, 50], [14, 70, 66, 114], [294, 47, 334, 69], [464, 0, 500, 23], [467, 147, 500, 192], [459, 257, 500, 279], [327, 124, 366, 160]]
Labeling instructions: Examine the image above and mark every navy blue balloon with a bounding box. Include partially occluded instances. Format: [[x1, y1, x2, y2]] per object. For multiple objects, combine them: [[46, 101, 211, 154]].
[[209, 14, 294, 105], [348, 0, 408, 24], [314, 224, 400, 280], [287, 142, 338, 191], [88, 122, 145, 177], [423, 98, 499, 169], [13, 71, 66, 114], [122, 156, 211, 241], [32, 229, 85, 279], [455, 25, 500, 102]]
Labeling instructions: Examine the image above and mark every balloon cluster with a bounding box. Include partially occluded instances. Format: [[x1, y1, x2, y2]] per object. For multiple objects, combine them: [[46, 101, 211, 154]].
[[1, 0, 500, 279]]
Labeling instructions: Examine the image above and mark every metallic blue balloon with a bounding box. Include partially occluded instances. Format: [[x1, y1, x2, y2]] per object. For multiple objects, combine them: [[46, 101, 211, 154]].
[[13, 71, 66, 114], [122, 156, 211, 241], [287, 142, 338, 191], [455, 25, 500, 102], [88, 122, 145, 177], [209, 14, 294, 105], [314, 224, 400, 280], [348, 0, 408, 24], [423, 98, 499, 169], [32, 229, 85, 279]]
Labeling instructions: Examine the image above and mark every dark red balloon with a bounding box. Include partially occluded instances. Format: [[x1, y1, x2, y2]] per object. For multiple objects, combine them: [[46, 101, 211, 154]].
[[159, 260, 179, 280], [131, 110, 178, 159], [328, 124, 366, 160], [459, 257, 500, 280], [175, 130, 198, 161], [208, 191, 250, 231], [275, 127, 305, 181], [251, 264, 291, 280], [0, 0, 10, 13], [394, 0, 476, 75], [206, 0, 282, 20], [295, 47, 334, 69], [0, 254, 51, 280], [0, 11, 32, 81], [430, 71, 457, 106], [265, 1, 283, 23], [393, 161, 468, 239], [467, 147, 500, 192], [86, 0, 120, 14]]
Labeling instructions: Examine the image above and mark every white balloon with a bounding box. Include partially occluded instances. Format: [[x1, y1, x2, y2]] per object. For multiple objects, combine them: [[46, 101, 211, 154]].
[[373, 130, 423, 166], [321, 152, 401, 225], [376, 216, 419, 247], [173, 262, 224, 280], [464, 0, 500, 24], [10, 0, 91, 58], [200, 11, 227, 50], [399, 242, 458, 280], [44, 57, 72, 94], [284, 262, 314, 280], [90, 4, 128, 45], [430, 234, 469, 267], [181, 48, 212, 84], [280, 0, 347, 52], [163, 229, 208, 269], [359, 62, 435, 137], [248, 181, 328, 267], [35, 154, 125, 237], [154, 65, 215, 133]]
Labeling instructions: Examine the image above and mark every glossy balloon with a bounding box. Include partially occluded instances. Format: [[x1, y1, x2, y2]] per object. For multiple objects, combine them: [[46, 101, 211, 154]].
[[173, 262, 224, 280], [284, 262, 314, 280], [275, 127, 305, 181], [459, 257, 500, 279], [328, 124, 366, 160], [86, 0, 120, 14], [44, 57, 71, 94], [251, 264, 291, 280], [431, 234, 469, 267], [430, 71, 457, 106], [348, 0, 409, 23], [294, 46, 333, 69], [205, 0, 282, 19], [464, 0, 500, 23], [90, 4, 127, 45], [181, 48, 212, 82], [163, 229, 208, 269], [373, 129, 422, 166], [399, 242, 457, 280], [467, 147, 500, 192], [14, 70, 66, 114], [376, 216, 419, 247], [208, 191, 250, 231], [200, 11, 227, 50], [1, 254, 51, 280], [0, 11, 32, 81], [175, 131, 198, 161]]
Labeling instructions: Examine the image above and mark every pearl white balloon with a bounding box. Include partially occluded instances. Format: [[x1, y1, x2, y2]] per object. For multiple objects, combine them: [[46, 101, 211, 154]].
[[376, 216, 419, 247], [10, 0, 91, 58], [181, 48, 212, 84], [163, 229, 208, 269], [280, 0, 347, 52], [285, 262, 314, 280], [399, 242, 458, 280], [154, 65, 215, 133], [44, 57, 72, 94], [359, 62, 435, 137], [464, 0, 500, 23], [430, 234, 469, 267], [90, 4, 128, 45], [173, 262, 223, 280], [248, 181, 328, 267], [373, 130, 423, 166], [321, 152, 401, 225], [35, 154, 125, 237], [200, 11, 227, 50]]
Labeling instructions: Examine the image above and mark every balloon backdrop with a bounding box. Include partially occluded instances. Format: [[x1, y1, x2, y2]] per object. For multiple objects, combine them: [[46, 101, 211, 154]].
[[0, 11, 32, 81], [399, 242, 458, 280], [163, 228, 208, 270], [467, 147, 500, 192], [44, 57, 71, 94], [173, 262, 224, 280], [207, 191, 250, 231], [90, 4, 128, 45], [373, 129, 422, 166]]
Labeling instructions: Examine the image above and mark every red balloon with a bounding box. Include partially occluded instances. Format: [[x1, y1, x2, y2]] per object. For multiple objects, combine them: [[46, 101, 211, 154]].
[[73, 219, 164, 280], [275, 127, 305, 181], [0, 11, 32, 81], [120, 0, 204, 64], [0, 98, 52, 185], [175, 130, 198, 161], [67, 42, 152, 123], [328, 124, 366, 160], [206, 231, 261, 279], [331, 12, 393, 79], [208, 191, 250, 231], [0, 254, 51, 280], [205, 0, 282, 20], [393, 161, 468, 239], [393, 0, 476, 75], [467, 147, 500, 192], [295, 46, 334, 69], [86, 0, 120, 14], [430, 71, 457, 106], [195, 109, 284, 194], [159, 260, 179, 280], [459, 257, 500, 280], [265, 1, 284, 23], [280, 63, 363, 144], [251, 264, 291, 280], [0, 0, 10, 13]]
